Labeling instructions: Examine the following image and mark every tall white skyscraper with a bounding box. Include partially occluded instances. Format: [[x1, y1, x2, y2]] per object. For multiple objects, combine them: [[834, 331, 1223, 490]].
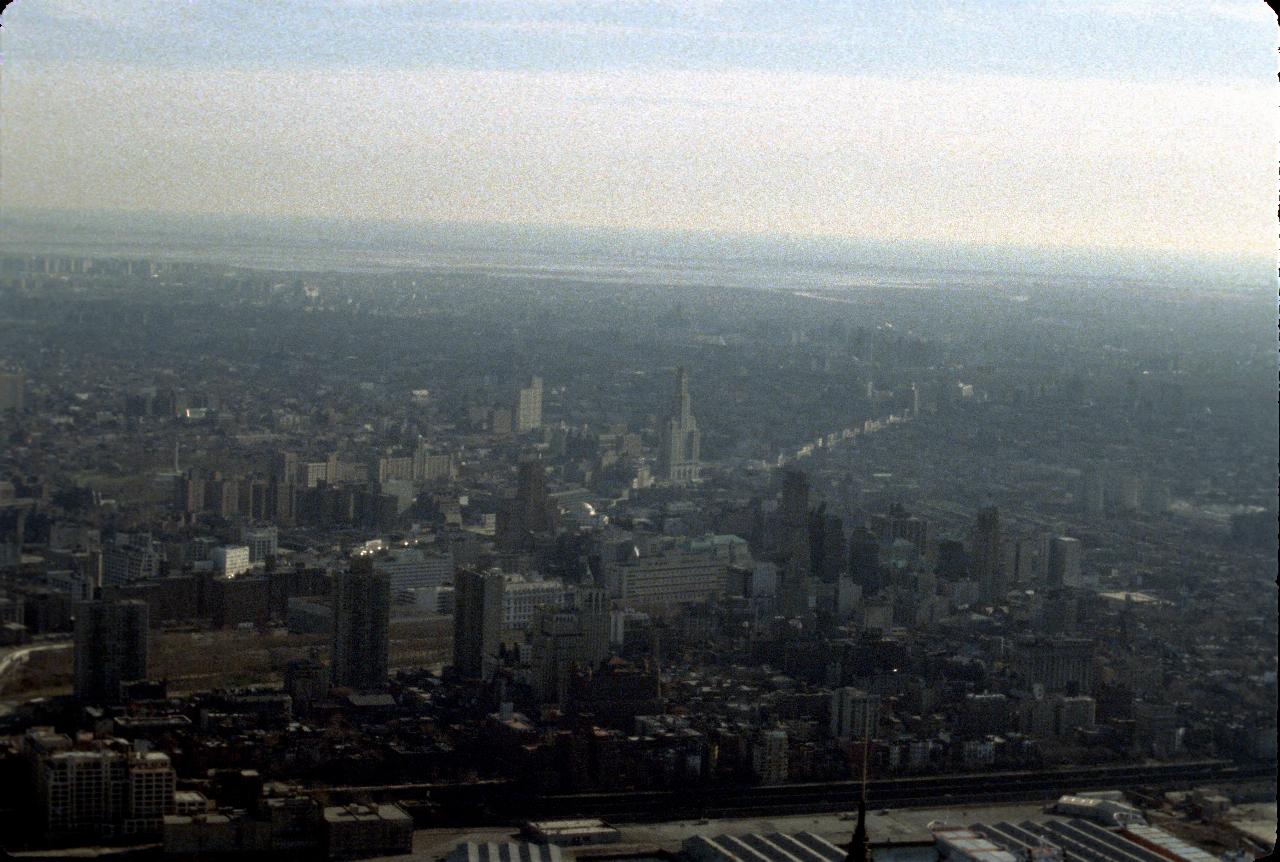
[[515, 375, 543, 432], [658, 367, 701, 484]]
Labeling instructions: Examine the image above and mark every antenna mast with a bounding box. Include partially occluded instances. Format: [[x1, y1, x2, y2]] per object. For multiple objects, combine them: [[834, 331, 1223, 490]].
[[847, 733, 871, 862]]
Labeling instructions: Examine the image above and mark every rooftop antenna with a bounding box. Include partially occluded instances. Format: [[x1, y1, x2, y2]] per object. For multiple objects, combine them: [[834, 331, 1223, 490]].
[[846, 734, 871, 862]]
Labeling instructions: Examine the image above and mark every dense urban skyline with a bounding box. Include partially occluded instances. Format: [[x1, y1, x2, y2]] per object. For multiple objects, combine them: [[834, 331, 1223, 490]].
[[0, 2, 1275, 862]]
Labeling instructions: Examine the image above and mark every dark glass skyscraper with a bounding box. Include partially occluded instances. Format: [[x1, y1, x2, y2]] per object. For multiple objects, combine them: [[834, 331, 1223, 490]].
[[330, 559, 390, 691], [971, 506, 1003, 603], [779, 467, 812, 617], [73, 599, 148, 704], [453, 568, 504, 681]]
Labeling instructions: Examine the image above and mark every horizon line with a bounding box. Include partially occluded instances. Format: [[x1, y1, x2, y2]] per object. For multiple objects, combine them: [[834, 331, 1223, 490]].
[[1, 204, 1273, 288]]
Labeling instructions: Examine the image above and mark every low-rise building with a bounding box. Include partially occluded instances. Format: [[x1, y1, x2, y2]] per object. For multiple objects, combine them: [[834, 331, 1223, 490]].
[[323, 803, 413, 860], [520, 819, 621, 846]]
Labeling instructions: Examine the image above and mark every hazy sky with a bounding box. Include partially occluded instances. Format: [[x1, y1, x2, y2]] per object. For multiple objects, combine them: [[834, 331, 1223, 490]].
[[1, 1, 1275, 262]]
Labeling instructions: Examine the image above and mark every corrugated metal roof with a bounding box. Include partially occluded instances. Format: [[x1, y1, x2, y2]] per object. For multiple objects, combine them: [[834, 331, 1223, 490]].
[[934, 827, 1020, 862], [741, 833, 810, 862], [683, 832, 846, 862], [720, 834, 783, 862], [1033, 819, 1165, 862], [1122, 825, 1218, 862], [448, 841, 564, 862], [766, 831, 846, 862], [789, 831, 849, 862]]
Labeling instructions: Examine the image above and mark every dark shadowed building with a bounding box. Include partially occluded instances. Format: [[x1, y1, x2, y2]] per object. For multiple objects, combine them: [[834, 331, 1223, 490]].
[[73, 599, 149, 704], [330, 559, 390, 691]]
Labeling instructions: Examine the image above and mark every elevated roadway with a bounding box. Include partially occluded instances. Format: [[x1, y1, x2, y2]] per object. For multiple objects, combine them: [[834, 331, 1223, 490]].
[[332, 758, 1274, 826]]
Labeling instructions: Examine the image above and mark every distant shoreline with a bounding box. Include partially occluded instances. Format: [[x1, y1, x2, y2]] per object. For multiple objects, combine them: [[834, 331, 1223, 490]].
[[0, 208, 1268, 292]]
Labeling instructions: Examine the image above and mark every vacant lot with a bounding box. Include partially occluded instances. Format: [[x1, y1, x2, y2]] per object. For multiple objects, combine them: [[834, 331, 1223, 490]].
[[0, 645, 74, 700]]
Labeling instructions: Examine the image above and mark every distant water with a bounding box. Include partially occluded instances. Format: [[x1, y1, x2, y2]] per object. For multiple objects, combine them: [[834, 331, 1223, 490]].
[[0, 218, 1002, 291], [0, 210, 1262, 293]]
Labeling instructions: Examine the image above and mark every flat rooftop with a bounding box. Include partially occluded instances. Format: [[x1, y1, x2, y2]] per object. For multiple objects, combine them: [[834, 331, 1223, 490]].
[[402, 802, 1071, 862]]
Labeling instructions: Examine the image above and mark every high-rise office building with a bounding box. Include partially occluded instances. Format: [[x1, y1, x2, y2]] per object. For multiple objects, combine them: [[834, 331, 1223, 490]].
[[271, 450, 299, 486], [830, 687, 880, 740], [515, 375, 543, 432], [530, 607, 586, 705], [372, 547, 455, 598], [501, 575, 568, 628], [240, 526, 278, 564], [298, 461, 328, 488], [780, 469, 810, 551], [963, 692, 1011, 735], [491, 408, 513, 436], [1012, 636, 1095, 695], [574, 586, 611, 669], [1115, 473, 1143, 512], [242, 477, 271, 521], [868, 504, 929, 554], [657, 367, 701, 484], [101, 533, 162, 587], [204, 477, 240, 518], [125, 750, 177, 834], [283, 654, 330, 712], [934, 538, 967, 582], [601, 536, 739, 615], [496, 461, 558, 553], [176, 472, 206, 515], [848, 527, 883, 595], [518, 460, 555, 530], [210, 545, 251, 578], [1132, 700, 1181, 758], [809, 510, 847, 584], [778, 468, 811, 616], [267, 454, 298, 525], [453, 568, 504, 680], [330, 560, 391, 691], [413, 443, 457, 483], [752, 729, 789, 784], [1008, 537, 1039, 587], [971, 506, 1003, 602], [1046, 535, 1083, 588], [373, 454, 415, 483], [0, 369, 25, 413], [73, 600, 149, 704], [1080, 464, 1106, 517], [1055, 695, 1097, 736]]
